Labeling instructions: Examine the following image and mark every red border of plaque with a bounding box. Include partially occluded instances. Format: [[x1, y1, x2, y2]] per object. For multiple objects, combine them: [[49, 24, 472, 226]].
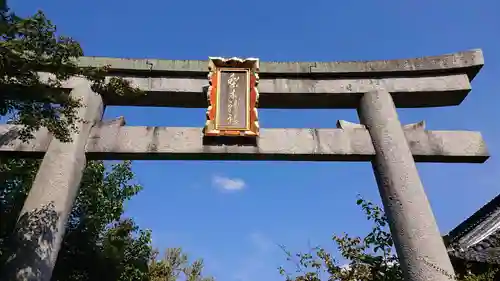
[[203, 57, 260, 137]]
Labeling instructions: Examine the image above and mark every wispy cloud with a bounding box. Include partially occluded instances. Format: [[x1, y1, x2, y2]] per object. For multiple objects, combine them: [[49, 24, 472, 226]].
[[212, 175, 246, 192], [232, 232, 277, 281], [249, 232, 273, 253]]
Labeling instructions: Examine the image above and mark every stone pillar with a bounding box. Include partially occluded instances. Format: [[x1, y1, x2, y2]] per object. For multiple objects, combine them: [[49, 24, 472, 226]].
[[357, 90, 455, 281], [2, 83, 104, 281]]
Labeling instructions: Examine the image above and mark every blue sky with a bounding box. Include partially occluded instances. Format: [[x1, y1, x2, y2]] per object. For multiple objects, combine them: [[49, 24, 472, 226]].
[[10, 0, 500, 280]]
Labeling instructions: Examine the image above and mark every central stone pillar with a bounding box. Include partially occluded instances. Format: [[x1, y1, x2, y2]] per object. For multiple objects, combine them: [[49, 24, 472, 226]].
[[1, 83, 104, 281], [357, 90, 455, 281]]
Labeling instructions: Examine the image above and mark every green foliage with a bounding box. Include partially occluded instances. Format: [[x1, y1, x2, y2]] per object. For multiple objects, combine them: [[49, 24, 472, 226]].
[[0, 158, 40, 260], [49, 160, 153, 281], [66, 161, 142, 237], [278, 196, 498, 281], [0, 158, 213, 281], [149, 248, 214, 281], [0, 159, 154, 281], [97, 219, 153, 281], [0, 2, 216, 280], [0, 3, 142, 142]]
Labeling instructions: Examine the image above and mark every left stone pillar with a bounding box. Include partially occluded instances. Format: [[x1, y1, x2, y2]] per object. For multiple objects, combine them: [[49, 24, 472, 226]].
[[1, 83, 104, 281]]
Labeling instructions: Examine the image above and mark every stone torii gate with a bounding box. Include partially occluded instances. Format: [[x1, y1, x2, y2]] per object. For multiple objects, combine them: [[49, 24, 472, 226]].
[[0, 49, 489, 281]]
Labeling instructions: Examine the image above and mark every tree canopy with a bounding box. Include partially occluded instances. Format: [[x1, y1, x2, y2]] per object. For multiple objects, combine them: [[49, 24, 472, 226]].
[[149, 248, 214, 281], [0, 159, 150, 280], [0, 3, 213, 281], [0, 2, 141, 142], [0, 158, 214, 281], [278, 197, 499, 281]]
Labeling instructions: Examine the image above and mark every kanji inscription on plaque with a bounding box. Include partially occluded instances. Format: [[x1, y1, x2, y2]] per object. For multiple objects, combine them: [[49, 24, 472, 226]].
[[203, 57, 260, 137]]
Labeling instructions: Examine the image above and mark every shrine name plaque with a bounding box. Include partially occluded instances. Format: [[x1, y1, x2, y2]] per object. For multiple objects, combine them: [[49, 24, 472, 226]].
[[203, 57, 260, 137], [217, 69, 249, 130]]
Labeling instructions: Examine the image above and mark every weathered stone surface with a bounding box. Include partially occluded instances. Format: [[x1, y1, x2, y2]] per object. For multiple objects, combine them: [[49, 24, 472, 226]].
[[0, 126, 50, 158], [76, 49, 483, 79], [336, 120, 426, 130], [358, 90, 456, 281], [0, 49, 488, 281], [31, 73, 472, 108], [0, 49, 487, 281], [3, 49, 480, 108], [0, 125, 489, 163], [0, 84, 104, 281]]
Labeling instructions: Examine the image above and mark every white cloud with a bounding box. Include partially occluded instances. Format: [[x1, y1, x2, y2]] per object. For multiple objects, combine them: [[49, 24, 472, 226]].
[[232, 232, 275, 281], [249, 232, 273, 253], [212, 175, 246, 191]]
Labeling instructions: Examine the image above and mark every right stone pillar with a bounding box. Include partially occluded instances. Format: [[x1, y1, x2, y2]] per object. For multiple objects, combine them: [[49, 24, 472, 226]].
[[357, 90, 455, 281]]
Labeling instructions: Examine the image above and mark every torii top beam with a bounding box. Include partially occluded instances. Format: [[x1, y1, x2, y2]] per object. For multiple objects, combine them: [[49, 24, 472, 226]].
[[67, 49, 484, 108]]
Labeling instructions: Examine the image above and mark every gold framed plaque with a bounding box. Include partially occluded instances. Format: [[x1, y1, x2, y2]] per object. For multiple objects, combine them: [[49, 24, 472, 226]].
[[203, 57, 260, 137]]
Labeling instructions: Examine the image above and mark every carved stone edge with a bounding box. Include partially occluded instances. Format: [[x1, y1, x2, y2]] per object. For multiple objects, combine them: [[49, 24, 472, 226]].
[[76, 49, 483, 81], [204, 57, 260, 137], [403, 120, 426, 130], [208, 57, 260, 70], [96, 116, 126, 127], [336, 120, 426, 130]]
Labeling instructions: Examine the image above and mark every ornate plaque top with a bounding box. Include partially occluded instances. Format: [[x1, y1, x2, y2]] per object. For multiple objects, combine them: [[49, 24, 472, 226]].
[[203, 57, 260, 138]]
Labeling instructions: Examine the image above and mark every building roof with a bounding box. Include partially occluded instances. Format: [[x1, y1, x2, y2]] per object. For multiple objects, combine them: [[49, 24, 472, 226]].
[[448, 229, 500, 264], [444, 193, 500, 264]]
